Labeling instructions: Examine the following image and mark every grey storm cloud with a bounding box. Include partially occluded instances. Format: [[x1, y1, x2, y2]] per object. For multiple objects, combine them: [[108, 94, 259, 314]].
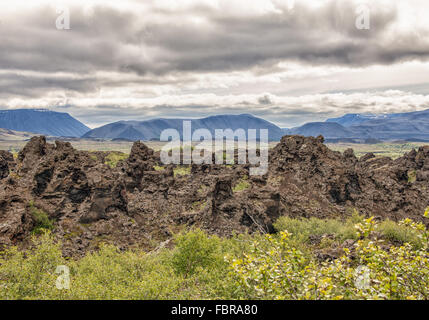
[[0, 1, 428, 78], [258, 95, 273, 105], [0, 72, 98, 98], [1, 0, 429, 128]]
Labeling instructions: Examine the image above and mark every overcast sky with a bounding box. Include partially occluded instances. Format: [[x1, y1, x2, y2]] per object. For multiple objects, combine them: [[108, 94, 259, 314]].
[[1, 0, 429, 128]]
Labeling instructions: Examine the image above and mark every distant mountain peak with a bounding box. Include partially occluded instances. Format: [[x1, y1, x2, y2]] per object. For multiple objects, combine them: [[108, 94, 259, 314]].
[[0, 109, 90, 137], [326, 113, 378, 126], [306, 108, 429, 141], [83, 114, 284, 141]]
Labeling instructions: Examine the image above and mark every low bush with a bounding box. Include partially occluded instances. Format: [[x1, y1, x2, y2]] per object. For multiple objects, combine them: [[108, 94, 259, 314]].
[[229, 214, 429, 300], [171, 229, 224, 277], [0, 210, 428, 300], [29, 202, 54, 235], [0, 233, 64, 299], [378, 219, 422, 249]]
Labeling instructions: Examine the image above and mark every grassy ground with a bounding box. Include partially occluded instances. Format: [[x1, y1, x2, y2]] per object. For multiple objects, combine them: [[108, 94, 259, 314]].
[[1, 139, 427, 160], [326, 142, 427, 159]]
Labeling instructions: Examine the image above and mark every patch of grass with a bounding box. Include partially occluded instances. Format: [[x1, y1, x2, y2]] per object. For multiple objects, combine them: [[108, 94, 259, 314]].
[[233, 175, 250, 192], [273, 215, 360, 244], [79, 222, 92, 228], [104, 152, 129, 168], [172, 229, 224, 277], [273, 211, 425, 249], [408, 170, 417, 183], [173, 166, 191, 177], [191, 200, 208, 212], [327, 142, 426, 160], [153, 165, 165, 171], [29, 201, 54, 235], [378, 219, 422, 249]]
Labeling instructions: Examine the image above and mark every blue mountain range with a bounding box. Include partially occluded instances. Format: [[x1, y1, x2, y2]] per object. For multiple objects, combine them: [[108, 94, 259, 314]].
[[2, 108, 429, 142], [82, 114, 285, 141], [0, 109, 90, 137]]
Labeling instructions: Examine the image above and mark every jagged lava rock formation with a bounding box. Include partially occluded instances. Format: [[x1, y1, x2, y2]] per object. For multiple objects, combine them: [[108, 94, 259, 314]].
[[0, 135, 428, 256]]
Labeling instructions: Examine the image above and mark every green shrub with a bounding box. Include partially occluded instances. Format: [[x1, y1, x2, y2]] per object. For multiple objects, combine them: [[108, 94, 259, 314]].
[[0, 235, 187, 300], [377, 219, 422, 249], [29, 202, 54, 235], [0, 232, 65, 299], [1, 212, 428, 300], [67, 245, 184, 299], [171, 229, 224, 277], [273, 216, 358, 244], [229, 215, 429, 300]]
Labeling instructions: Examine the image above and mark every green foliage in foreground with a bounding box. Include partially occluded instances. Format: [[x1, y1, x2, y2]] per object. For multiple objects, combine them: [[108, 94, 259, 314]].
[[0, 210, 428, 300], [274, 212, 424, 250], [230, 216, 429, 300]]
